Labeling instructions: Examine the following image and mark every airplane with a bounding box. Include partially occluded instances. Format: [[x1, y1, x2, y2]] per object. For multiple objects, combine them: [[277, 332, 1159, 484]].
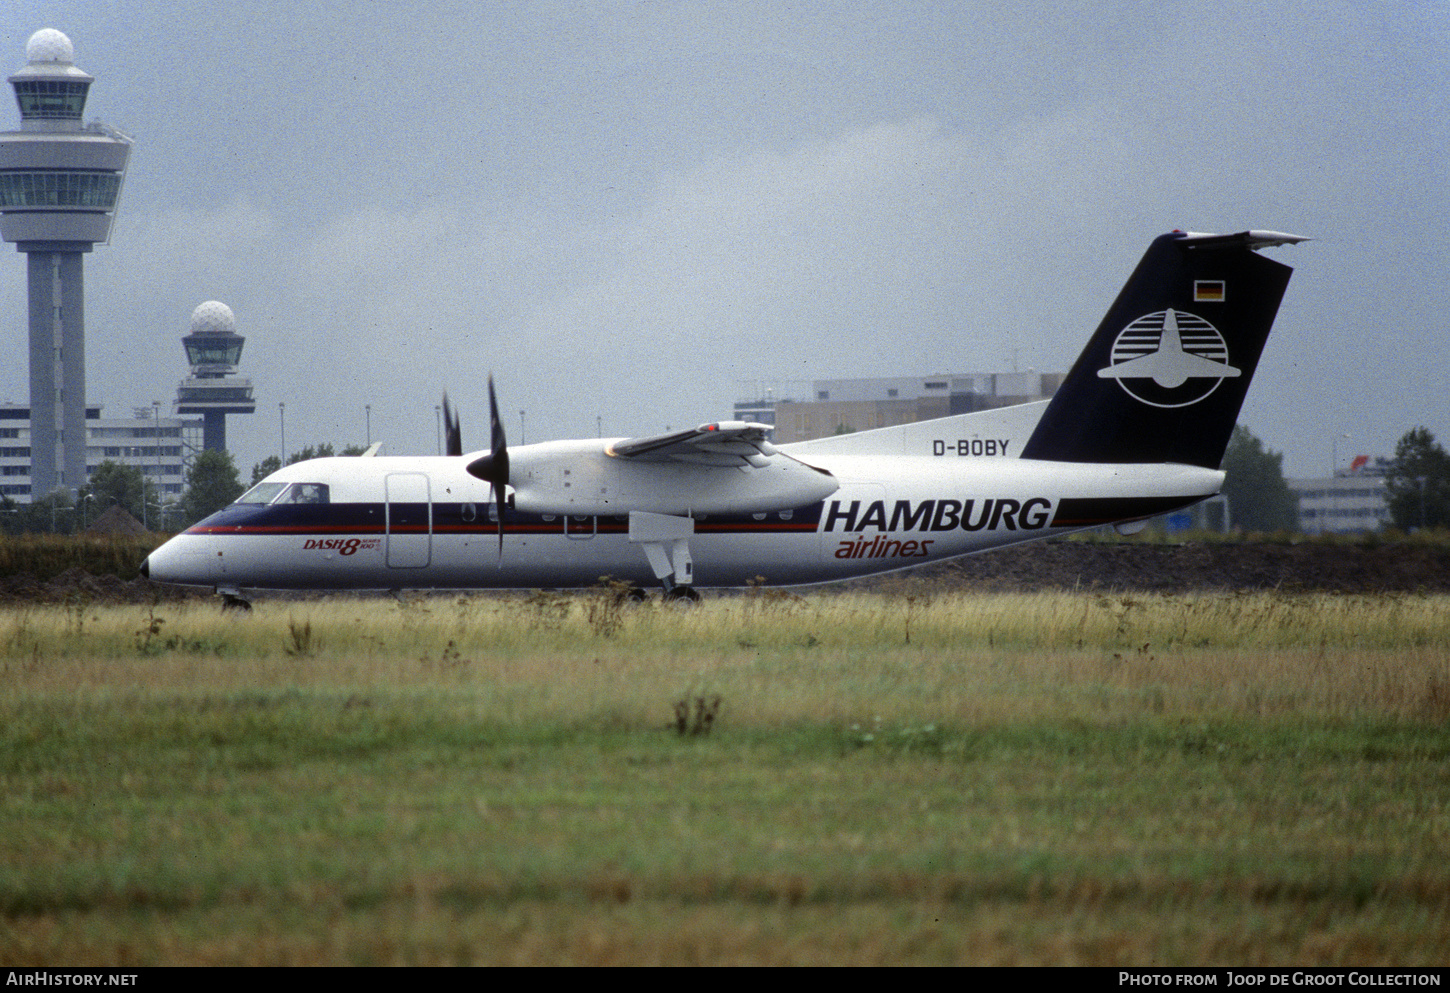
[[141, 228, 1306, 605]]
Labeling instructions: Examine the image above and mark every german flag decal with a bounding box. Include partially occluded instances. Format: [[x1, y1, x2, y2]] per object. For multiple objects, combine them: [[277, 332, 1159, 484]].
[[1194, 280, 1226, 302]]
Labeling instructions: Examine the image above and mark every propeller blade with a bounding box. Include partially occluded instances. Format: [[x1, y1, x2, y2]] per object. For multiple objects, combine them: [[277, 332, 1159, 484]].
[[442, 393, 463, 457], [464, 375, 510, 556], [487, 376, 510, 555]]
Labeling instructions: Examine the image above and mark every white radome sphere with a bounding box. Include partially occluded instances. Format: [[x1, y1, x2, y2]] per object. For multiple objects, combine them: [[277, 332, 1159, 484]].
[[26, 29, 74, 65], [190, 301, 236, 335]]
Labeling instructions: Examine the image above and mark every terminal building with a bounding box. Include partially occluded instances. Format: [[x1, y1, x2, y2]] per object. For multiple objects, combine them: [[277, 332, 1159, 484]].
[[736, 371, 1063, 444]]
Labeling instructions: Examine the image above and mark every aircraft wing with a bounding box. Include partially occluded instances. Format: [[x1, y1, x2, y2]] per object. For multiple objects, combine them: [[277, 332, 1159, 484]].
[[608, 421, 779, 468], [495, 421, 836, 516]]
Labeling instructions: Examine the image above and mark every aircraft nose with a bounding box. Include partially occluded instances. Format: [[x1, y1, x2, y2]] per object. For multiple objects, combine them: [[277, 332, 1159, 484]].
[[140, 534, 228, 588]]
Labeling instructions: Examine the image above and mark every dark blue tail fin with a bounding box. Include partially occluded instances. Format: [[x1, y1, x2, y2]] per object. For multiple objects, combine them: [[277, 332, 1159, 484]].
[[1020, 230, 1303, 468]]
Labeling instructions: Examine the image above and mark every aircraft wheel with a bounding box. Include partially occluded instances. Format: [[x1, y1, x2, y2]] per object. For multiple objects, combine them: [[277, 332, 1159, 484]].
[[665, 585, 700, 604], [220, 593, 253, 612], [626, 587, 650, 603]]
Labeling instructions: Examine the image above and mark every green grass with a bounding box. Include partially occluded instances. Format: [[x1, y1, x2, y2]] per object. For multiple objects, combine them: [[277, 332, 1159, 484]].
[[2, 592, 1449, 964]]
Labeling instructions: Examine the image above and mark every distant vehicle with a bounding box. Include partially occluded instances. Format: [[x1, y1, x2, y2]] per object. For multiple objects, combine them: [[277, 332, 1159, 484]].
[[143, 229, 1305, 604]]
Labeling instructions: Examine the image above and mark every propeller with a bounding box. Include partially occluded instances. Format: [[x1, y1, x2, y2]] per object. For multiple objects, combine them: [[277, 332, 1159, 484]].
[[464, 375, 511, 555], [442, 392, 463, 457]]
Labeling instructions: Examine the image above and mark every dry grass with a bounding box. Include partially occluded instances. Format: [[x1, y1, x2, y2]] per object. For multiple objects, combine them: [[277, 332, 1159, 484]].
[[5, 590, 1448, 721]]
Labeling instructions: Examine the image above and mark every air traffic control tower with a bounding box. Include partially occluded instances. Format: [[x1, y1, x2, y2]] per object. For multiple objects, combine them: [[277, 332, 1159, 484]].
[[0, 29, 131, 499], [175, 301, 256, 452]]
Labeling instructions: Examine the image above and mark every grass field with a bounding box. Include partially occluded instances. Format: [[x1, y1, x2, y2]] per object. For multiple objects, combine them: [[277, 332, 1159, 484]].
[[2, 589, 1448, 965]]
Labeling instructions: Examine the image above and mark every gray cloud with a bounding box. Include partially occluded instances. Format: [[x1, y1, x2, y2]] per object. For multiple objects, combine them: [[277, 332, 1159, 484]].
[[1, 0, 1444, 476]]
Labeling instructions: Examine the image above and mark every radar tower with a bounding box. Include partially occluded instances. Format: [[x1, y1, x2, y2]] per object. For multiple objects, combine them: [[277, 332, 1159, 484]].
[[175, 301, 256, 452]]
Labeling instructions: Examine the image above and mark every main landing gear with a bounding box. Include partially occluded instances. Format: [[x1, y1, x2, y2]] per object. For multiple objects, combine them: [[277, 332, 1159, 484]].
[[626, 516, 704, 600], [628, 510, 702, 603], [663, 585, 701, 604]]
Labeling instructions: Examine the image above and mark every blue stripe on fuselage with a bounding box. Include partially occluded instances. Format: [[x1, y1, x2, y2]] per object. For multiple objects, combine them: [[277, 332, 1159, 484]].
[[186, 501, 827, 537]]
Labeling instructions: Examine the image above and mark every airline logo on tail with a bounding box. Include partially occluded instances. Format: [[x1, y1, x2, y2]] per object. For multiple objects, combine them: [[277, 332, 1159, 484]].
[[1097, 308, 1239, 408]]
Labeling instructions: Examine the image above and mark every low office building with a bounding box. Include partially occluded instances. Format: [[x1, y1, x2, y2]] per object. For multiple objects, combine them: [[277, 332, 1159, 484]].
[[737, 371, 1062, 443], [0, 403, 197, 505], [1290, 458, 1392, 534]]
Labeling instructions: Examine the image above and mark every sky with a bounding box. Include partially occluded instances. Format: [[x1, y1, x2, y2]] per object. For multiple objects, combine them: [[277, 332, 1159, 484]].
[[1, 0, 1446, 478]]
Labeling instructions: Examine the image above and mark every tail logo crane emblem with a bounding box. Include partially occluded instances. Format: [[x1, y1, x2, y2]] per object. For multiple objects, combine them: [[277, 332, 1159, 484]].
[[1097, 309, 1240, 408]]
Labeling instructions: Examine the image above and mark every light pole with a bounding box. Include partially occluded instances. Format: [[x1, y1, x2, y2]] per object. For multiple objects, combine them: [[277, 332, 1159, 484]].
[[1330, 432, 1349, 534], [519, 411, 526, 445], [279, 402, 286, 465], [152, 401, 161, 516], [435, 405, 441, 454], [1331, 432, 1349, 477], [365, 404, 371, 447]]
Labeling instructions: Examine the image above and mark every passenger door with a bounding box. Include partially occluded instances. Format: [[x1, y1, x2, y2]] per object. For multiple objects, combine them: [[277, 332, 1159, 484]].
[[385, 472, 431, 568]]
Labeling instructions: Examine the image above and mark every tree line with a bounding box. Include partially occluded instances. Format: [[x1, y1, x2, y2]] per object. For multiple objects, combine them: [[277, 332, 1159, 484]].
[[0, 443, 363, 536]]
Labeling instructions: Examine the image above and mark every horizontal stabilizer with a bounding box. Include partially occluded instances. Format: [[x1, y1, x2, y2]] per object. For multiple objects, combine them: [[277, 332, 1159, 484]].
[[1177, 230, 1309, 251]]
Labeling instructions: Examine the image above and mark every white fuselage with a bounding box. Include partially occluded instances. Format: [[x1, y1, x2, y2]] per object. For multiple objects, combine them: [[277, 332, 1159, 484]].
[[143, 444, 1222, 592]]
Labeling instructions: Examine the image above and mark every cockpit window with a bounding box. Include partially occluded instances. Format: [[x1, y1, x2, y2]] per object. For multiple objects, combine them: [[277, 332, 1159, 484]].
[[278, 483, 330, 504], [233, 482, 331, 505], [234, 482, 288, 504]]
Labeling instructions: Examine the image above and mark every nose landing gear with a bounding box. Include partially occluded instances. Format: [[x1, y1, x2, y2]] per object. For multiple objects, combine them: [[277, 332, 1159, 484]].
[[218, 587, 252, 612]]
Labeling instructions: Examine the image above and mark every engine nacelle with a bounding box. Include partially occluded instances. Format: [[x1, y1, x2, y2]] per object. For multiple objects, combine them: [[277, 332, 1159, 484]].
[[501, 439, 838, 516]]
